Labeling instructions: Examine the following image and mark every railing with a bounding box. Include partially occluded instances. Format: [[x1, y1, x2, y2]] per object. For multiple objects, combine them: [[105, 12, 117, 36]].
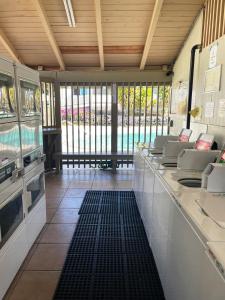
[[58, 82, 171, 168], [117, 82, 170, 153], [41, 81, 56, 127], [202, 0, 225, 48]]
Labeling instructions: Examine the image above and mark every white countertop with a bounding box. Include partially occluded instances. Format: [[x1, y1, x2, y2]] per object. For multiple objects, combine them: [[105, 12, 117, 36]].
[[197, 196, 225, 228], [156, 168, 225, 241]]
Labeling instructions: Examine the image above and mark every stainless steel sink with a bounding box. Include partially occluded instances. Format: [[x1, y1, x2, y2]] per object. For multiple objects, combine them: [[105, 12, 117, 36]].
[[177, 178, 202, 188]]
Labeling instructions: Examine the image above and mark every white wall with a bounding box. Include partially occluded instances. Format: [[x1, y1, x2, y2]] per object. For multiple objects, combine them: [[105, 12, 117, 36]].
[[194, 34, 225, 148], [170, 12, 203, 137], [171, 10, 225, 148]]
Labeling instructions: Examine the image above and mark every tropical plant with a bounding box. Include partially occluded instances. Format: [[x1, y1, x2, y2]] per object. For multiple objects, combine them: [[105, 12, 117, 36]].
[[117, 85, 170, 114]]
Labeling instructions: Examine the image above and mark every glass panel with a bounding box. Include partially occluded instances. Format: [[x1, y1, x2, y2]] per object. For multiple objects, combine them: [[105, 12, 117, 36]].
[[20, 80, 41, 116], [0, 73, 16, 119], [20, 120, 42, 155], [0, 122, 21, 158], [26, 172, 44, 212], [0, 192, 23, 249]]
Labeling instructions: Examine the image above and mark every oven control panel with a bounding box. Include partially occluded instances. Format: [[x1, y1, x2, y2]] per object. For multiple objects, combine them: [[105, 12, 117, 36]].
[[0, 162, 16, 184]]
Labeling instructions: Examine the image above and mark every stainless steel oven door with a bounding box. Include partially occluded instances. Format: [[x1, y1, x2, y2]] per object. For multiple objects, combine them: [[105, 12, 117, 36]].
[[0, 72, 17, 122], [0, 122, 21, 162], [0, 189, 23, 249], [25, 171, 45, 213], [20, 119, 43, 157], [19, 80, 41, 119]]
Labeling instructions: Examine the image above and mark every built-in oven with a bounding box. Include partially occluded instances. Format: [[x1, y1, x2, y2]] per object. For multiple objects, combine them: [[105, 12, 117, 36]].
[[24, 164, 45, 214], [0, 188, 23, 249], [20, 118, 44, 172], [0, 122, 20, 158], [15, 63, 41, 122], [20, 119, 43, 157], [0, 121, 22, 190], [0, 66, 17, 123], [19, 80, 41, 119], [0, 72, 17, 121], [0, 121, 21, 181]]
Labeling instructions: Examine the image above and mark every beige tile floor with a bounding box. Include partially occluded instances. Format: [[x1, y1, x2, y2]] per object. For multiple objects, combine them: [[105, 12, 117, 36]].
[[4, 168, 134, 300]]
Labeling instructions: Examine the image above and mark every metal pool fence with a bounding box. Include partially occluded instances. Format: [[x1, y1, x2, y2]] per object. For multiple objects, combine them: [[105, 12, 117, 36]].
[[58, 82, 171, 168], [40, 81, 170, 168]]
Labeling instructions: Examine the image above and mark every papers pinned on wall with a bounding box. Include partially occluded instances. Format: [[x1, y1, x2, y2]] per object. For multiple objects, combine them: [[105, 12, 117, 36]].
[[218, 99, 225, 118], [204, 101, 215, 118], [171, 81, 188, 115], [208, 43, 218, 69], [204, 65, 221, 93]]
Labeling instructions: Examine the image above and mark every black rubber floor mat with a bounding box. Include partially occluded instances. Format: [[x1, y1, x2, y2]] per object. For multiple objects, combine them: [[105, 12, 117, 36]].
[[82, 197, 101, 205], [63, 254, 95, 273], [82, 191, 102, 203], [122, 213, 143, 226], [54, 273, 92, 300], [102, 191, 118, 198], [92, 274, 126, 300], [120, 190, 135, 198], [123, 225, 146, 238], [54, 190, 165, 300], [124, 238, 152, 254], [120, 203, 139, 215], [79, 204, 100, 214], [68, 237, 97, 254], [77, 214, 100, 226], [97, 238, 123, 254], [101, 198, 118, 205], [126, 255, 158, 273], [95, 254, 125, 273], [99, 225, 122, 238], [120, 197, 137, 206], [126, 273, 165, 300], [100, 204, 118, 214], [75, 225, 98, 237], [85, 190, 102, 199], [100, 214, 121, 225]]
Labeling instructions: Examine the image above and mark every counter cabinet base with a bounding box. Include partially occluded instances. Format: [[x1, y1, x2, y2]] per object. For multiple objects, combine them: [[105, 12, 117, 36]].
[[133, 152, 225, 300]]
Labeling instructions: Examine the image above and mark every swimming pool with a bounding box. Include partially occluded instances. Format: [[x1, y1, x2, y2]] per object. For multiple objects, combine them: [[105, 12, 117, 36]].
[[61, 125, 168, 153]]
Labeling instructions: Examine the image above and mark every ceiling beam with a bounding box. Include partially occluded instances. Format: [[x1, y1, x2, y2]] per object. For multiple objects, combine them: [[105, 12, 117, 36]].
[[33, 0, 65, 70], [94, 0, 104, 70], [0, 28, 22, 63], [60, 45, 144, 55], [140, 0, 164, 70]]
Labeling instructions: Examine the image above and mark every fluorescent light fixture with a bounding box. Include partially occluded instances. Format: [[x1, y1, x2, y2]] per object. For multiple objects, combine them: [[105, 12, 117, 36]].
[[63, 0, 76, 27]]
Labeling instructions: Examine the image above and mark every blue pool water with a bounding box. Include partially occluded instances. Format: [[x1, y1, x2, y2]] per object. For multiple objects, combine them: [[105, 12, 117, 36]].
[[61, 125, 168, 153]]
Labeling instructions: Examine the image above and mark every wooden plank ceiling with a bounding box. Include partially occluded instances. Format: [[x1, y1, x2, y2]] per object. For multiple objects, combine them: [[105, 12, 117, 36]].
[[0, 0, 204, 70]]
